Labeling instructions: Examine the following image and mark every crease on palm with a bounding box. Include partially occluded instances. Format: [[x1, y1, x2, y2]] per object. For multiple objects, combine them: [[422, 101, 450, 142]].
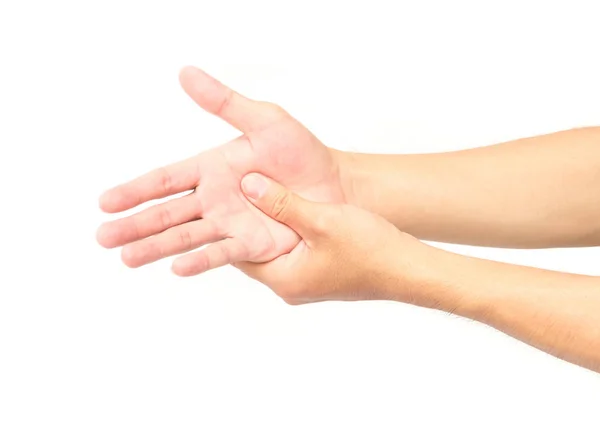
[[97, 66, 345, 276]]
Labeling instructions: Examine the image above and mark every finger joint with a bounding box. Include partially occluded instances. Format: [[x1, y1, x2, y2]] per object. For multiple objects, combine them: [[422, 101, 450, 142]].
[[178, 230, 193, 251], [270, 191, 292, 223]]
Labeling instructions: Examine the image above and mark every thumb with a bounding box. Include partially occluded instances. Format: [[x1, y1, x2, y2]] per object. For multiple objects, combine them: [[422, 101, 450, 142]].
[[179, 66, 283, 134], [241, 173, 316, 236]]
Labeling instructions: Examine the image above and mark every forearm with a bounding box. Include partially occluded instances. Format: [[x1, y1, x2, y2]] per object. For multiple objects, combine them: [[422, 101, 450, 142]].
[[399, 246, 600, 373], [335, 126, 600, 248]]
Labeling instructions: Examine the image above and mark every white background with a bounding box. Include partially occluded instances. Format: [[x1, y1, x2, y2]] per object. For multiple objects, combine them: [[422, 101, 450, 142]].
[[1, 0, 599, 427]]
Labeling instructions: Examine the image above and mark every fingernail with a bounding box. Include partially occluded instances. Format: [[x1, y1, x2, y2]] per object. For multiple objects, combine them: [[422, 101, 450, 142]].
[[241, 174, 268, 200]]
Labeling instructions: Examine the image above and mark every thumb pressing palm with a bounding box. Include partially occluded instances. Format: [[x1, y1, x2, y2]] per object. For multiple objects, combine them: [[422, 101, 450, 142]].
[[240, 173, 320, 239], [236, 173, 424, 305]]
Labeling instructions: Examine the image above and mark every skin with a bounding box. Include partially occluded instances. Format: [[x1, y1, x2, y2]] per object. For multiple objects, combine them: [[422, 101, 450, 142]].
[[97, 66, 346, 275], [237, 173, 600, 373], [338, 126, 600, 248], [97, 66, 600, 373]]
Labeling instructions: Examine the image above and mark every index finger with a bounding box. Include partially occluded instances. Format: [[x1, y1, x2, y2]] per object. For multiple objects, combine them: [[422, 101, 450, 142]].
[[99, 157, 200, 213]]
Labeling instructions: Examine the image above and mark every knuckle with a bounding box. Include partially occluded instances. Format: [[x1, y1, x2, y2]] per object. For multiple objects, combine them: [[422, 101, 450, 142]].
[[158, 206, 173, 230], [215, 88, 234, 116], [178, 230, 193, 251], [216, 243, 231, 263], [270, 191, 293, 222], [128, 217, 142, 242], [157, 167, 173, 194]]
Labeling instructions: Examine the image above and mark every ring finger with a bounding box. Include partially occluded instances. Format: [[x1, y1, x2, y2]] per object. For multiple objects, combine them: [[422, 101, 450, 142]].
[[121, 218, 223, 268], [97, 193, 201, 248]]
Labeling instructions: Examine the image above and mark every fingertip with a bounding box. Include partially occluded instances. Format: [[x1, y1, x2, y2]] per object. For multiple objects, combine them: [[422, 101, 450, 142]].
[[121, 246, 141, 268], [171, 260, 192, 277], [179, 66, 210, 92], [98, 191, 110, 212], [241, 173, 269, 200], [178, 65, 200, 81], [96, 224, 115, 249], [172, 253, 210, 277], [98, 190, 119, 214], [99, 188, 134, 214], [171, 263, 182, 276]]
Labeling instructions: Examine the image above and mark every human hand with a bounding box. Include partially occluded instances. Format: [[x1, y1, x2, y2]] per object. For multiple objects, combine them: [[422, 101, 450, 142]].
[[234, 173, 432, 304], [97, 67, 346, 275]]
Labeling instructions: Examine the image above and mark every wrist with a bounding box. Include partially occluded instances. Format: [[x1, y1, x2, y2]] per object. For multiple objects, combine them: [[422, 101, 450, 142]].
[[331, 148, 365, 207], [387, 242, 490, 318], [331, 149, 412, 232]]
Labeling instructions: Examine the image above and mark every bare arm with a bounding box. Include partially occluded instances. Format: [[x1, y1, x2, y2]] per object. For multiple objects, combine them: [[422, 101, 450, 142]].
[[426, 248, 600, 373], [237, 173, 600, 373], [337, 126, 600, 248]]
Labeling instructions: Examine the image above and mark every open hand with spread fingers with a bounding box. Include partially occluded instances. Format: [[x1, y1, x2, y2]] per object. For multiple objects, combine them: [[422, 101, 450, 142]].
[[97, 66, 347, 276]]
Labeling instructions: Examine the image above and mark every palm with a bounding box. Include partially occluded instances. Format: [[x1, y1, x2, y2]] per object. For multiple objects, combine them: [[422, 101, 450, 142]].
[[97, 67, 345, 276], [196, 116, 344, 257]]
